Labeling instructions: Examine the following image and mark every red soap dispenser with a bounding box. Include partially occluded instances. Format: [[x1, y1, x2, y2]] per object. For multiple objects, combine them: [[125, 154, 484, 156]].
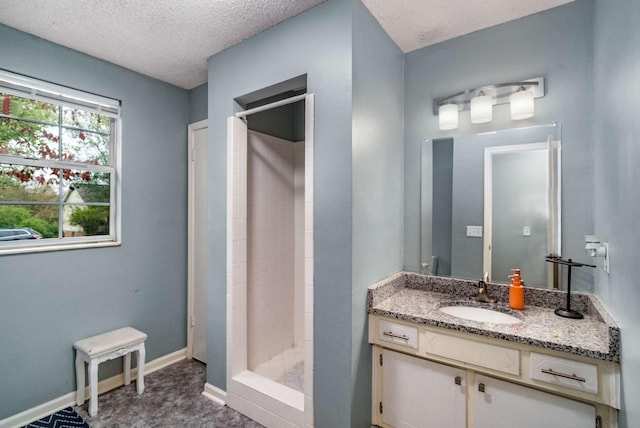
[[508, 269, 525, 310]]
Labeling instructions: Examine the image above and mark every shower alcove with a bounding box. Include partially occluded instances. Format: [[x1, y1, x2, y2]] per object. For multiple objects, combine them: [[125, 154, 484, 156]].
[[226, 89, 314, 428]]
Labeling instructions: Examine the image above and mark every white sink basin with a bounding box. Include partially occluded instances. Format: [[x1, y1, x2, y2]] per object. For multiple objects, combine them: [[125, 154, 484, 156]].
[[439, 305, 522, 324]]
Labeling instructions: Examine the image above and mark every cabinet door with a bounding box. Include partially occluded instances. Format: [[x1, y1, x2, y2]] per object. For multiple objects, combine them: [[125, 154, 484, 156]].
[[382, 349, 466, 428], [474, 374, 595, 428]]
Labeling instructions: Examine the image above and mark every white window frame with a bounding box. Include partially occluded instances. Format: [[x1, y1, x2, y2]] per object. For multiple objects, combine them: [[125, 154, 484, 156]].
[[0, 69, 121, 255]]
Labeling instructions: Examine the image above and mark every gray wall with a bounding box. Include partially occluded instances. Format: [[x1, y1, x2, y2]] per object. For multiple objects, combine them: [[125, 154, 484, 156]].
[[592, 0, 640, 426], [0, 25, 189, 419], [404, 0, 595, 290], [206, 1, 403, 425], [351, 0, 405, 425], [206, 1, 355, 425], [189, 82, 208, 123]]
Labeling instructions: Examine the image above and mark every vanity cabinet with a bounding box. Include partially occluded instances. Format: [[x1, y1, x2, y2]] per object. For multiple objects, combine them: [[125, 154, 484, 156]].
[[474, 374, 595, 428], [380, 349, 466, 428], [370, 315, 618, 428], [376, 348, 595, 428]]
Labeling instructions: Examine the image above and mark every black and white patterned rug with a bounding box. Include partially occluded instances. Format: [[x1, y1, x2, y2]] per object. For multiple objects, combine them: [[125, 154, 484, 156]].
[[22, 407, 89, 428]]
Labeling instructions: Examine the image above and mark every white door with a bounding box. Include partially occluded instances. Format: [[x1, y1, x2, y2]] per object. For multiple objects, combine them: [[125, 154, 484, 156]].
[[381, 349, 466, 428], [474, 374, 595, 428], [189, 121, 208, 363]]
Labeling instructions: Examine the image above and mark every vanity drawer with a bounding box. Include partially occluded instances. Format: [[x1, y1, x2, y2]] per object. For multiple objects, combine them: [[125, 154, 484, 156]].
[[378, 320, 418, 349], [530, 352, 598, 394], [424, 331, 520, 375]]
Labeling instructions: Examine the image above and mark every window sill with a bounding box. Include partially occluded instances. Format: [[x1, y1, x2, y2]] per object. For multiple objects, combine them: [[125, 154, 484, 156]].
[[0, 240, 121, 256]]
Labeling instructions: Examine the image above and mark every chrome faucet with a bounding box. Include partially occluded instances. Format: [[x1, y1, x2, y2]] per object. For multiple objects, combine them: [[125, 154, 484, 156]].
[[471, 273, 497, 303]]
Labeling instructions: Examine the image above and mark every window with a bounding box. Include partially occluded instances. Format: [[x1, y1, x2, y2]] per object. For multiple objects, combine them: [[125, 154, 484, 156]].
[[0, 70, 120, 253]]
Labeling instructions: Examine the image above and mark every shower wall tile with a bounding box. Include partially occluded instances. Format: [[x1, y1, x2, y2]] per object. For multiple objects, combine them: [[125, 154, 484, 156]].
[[304, 257, 314, 288], [303, 95, 315, 422], [247, 131, 297, 370], [227, 117, 248, 377], [304, 202, 313, 230], [304, 313, 313, 340], [294, 142, 306, 347], [305, 285, 313, 316], [304, 340, 314, 370], [304, 230, 313, 258], [304, 394, 314, 427]]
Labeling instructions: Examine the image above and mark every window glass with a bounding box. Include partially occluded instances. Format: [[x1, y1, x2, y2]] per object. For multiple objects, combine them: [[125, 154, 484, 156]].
[[0, 73, 120, 251], [61, 128, 110, 165], [61, 169, 111, 238], [62, 107, 110, 133], [0, 117, 59, 159]]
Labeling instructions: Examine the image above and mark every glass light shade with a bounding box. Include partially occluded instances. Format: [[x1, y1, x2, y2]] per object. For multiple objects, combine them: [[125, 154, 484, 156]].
[[439, 104, 458, 130], [510, 89, 535, 120], [470, 94, 493, 124]]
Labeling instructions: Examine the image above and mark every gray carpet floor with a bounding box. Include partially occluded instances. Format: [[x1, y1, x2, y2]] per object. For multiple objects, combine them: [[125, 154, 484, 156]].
[[75, 360, 263, 428]]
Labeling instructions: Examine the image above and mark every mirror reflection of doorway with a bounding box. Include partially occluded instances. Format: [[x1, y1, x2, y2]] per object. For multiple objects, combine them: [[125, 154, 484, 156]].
[[431, 138, 454, 276], [483, 142, 555, 287]]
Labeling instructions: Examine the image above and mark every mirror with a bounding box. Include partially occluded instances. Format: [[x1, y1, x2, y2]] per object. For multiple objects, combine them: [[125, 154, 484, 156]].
[[420, 123, 561, 289]]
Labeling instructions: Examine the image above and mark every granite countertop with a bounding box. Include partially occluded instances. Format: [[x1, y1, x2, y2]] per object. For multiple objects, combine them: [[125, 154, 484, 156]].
[[367, 272, 620, 363]]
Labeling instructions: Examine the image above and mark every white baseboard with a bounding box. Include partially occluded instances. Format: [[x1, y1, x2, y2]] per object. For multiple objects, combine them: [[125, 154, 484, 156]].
[[0, 348, 187, 428], [202, 382, 227, 406], [142, 348, 188, 376], [0, 392, 78, 428]]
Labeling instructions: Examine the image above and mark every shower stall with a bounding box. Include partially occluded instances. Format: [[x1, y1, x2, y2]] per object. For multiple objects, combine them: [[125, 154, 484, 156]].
[[226, 93, 314, 427]]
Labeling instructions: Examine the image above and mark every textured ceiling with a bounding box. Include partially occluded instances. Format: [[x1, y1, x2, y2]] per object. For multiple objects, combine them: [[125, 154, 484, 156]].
[[0, 0, 326, 89], [362, 0, 575, 53], [0, 0, 574, 90]]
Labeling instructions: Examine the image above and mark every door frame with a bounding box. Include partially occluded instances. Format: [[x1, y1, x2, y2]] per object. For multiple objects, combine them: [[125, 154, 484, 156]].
[[187, 119, 208, 360]]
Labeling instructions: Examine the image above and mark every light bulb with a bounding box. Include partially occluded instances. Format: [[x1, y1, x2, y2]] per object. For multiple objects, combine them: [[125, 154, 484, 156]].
[[439, 103, 458, 130], [470, 92, 492, 124], [510, 88, 534, 120]]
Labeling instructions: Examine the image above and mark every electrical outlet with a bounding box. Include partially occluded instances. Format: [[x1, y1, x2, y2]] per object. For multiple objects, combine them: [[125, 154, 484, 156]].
[[466, 226, 483, 238], [523, 226, 531, 237]]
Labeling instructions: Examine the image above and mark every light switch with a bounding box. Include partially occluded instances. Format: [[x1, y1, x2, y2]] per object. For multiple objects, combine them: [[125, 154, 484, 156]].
[[523, 226, 531, 237], [467, 226, 483, 238]]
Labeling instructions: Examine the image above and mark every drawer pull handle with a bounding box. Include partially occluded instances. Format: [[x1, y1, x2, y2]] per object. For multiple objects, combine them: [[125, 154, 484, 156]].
[[541, 368, 586, 383], [382, 331, 410, 341], [454, 376, 462, 386]]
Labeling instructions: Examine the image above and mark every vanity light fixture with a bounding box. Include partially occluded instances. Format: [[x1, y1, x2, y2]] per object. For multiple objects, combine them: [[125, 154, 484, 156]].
[[434, 77, 544, 130], [470, 90, 492, 124], [585, 235, 610, 273]]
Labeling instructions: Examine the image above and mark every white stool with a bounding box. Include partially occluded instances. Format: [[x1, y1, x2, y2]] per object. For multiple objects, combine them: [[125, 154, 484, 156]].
[[74, 327, 147, 416]]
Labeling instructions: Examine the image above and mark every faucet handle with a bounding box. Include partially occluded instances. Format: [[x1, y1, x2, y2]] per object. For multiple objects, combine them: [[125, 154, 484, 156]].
[[477, 280, 486, 292], [472, 276, 497, 303]]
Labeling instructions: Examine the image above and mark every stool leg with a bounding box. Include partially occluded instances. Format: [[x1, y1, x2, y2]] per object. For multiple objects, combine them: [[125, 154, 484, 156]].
[[88, 360, 99, 417], [136, 344, 145, 394], [124, 352, 131, 385], [75, 353, 84, 406]]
